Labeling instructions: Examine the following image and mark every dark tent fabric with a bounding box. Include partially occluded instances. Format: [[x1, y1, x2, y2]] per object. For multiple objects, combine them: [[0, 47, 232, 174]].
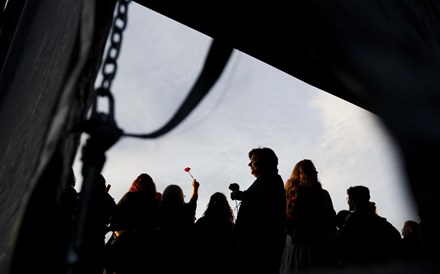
[[0, 0, 439, 273], [0, 0, 116, 273]]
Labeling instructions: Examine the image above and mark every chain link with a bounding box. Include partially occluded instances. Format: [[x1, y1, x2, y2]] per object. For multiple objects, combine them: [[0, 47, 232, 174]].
[[100, 0, 131, 91], [92, 0, 131, 122]]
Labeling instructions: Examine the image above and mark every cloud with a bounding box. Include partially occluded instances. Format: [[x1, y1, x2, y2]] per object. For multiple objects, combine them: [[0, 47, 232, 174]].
[[309, 88, 418, 228]]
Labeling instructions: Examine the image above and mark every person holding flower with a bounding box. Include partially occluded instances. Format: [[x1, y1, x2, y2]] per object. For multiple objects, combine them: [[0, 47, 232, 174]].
[[154, 178, 200, 273]]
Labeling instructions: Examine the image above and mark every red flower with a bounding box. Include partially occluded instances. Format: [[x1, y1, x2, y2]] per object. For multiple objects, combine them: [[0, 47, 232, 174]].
[[184, 167, 194, 179]]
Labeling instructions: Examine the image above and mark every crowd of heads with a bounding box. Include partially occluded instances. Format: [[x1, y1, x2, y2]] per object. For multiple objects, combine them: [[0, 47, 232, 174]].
[[66, 147, 422, 274]]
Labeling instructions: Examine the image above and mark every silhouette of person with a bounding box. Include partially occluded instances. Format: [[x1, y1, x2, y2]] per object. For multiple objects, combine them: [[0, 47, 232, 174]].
[[105, 173, 161, 274], [78, 174, 117, 274], [59, 167, 79, 249], [230, 147, 286, 274], [64, 168, 80, 228], [194, 192, 235, 274], [335, 209, 351, 268], [279, 159, 337, 274], [337, 185, 401, 270], [60, 167, 80, 270], [155, 191, 163, 202], [336, 209, 351, 231], [399, 220, 421, 263], [155, 179, 200, 274]]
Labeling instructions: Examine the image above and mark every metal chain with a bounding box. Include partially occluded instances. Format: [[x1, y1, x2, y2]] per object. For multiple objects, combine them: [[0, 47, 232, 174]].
[[99, 0, 131, 91], [91, 0, 131, 123]]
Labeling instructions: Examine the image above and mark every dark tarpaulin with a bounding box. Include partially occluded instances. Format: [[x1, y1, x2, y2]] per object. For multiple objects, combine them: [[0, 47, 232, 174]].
[[0, 0, 116, 273]]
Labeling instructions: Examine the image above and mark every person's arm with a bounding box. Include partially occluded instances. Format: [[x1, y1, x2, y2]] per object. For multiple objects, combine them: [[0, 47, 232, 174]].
[[187, 179, 200, 222], [189, 179, 200, 203]]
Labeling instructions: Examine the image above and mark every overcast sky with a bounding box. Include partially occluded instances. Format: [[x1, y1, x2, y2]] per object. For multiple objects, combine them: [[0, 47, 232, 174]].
[[73, 2, 419, 231]]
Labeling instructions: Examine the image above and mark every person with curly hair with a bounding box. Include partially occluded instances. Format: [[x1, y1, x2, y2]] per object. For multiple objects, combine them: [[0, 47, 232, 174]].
[[280, 159, 337, 273]]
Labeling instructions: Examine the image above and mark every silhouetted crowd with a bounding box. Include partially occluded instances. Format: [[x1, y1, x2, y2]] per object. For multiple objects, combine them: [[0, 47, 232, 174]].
[[65, 147, 424, 274]]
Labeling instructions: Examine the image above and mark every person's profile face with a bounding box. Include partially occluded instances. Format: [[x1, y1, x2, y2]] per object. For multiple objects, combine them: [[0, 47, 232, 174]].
[[347, 196, 354, 211], [249, 154, 260, 177]]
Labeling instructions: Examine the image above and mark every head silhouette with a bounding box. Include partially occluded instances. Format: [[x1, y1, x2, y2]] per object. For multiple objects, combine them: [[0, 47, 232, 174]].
[[285, 159, 320, 192], [402, 220, 419, 238], [203, 192, 234, 222], [248, 147, 278, 177], [128, 173, 157, 199], [347, 185, 370, 211], [162, 184, 184, 205]]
